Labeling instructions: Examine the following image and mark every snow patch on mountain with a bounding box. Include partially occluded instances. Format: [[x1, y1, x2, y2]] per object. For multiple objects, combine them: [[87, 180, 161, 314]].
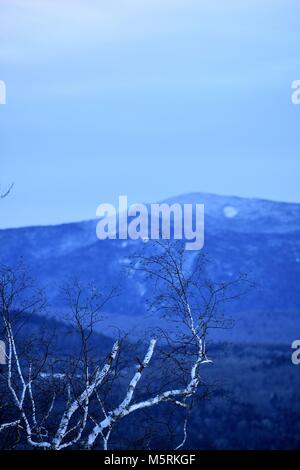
[[223, 206, 239, 218]]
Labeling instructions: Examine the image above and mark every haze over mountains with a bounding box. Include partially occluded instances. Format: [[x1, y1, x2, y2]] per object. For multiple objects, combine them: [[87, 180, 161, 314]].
[[1, 192, 299, 344]]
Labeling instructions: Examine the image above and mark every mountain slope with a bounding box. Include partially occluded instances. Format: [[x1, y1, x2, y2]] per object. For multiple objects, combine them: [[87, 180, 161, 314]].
[[1, 192, 299, 343]]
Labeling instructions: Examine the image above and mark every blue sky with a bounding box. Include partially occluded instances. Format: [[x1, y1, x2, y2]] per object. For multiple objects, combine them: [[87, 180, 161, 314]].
[[0, 0, 300, 228]]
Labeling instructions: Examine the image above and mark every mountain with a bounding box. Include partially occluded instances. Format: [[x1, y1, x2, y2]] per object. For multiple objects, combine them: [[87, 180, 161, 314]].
[[1, 192, 299, 343]]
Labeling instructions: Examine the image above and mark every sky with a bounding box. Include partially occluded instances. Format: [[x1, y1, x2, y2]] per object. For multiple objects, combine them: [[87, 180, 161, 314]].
[[0, 0, 300, 228]]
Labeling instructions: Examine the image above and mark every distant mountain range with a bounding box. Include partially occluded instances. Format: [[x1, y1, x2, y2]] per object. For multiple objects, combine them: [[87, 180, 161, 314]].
[[1, 193, 299, 344]]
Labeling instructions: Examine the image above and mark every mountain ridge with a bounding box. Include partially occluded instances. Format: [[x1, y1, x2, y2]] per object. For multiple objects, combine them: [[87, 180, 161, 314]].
[[1, 192, 299, 343]]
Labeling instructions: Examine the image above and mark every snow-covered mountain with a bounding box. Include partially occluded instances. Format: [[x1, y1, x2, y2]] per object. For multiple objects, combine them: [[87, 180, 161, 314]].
[[1, 192, 299, 343]]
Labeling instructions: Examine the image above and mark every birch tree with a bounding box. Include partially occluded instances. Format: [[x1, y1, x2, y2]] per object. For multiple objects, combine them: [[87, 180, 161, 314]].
[[0, 242, 247, 450]]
